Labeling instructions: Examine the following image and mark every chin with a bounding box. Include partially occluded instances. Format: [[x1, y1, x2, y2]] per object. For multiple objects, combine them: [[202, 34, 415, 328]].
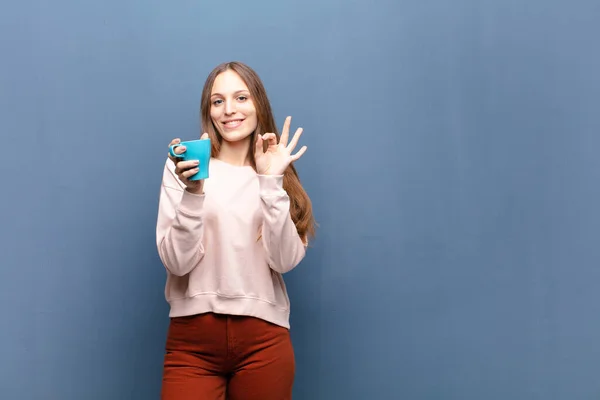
[[219, 128, 254, 143]]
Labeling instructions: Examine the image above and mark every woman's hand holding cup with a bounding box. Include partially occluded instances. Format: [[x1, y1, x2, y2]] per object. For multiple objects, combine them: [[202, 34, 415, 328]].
[[168, 133, 210, 194]]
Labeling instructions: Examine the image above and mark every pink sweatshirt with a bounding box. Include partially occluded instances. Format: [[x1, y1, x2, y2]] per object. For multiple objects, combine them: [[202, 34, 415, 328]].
[[155, 157, 306, 329]]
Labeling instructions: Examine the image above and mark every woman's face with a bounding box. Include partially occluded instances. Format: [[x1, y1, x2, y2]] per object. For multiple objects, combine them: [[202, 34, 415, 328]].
[[209, 69, 258, 144]]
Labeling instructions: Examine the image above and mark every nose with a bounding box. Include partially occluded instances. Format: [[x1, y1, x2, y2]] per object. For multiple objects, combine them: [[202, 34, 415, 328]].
[[224, 100, 236, 115]]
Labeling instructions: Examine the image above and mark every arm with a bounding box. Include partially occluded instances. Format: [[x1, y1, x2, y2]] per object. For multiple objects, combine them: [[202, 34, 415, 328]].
[[156, 159, 206, 276], [258, 174, 306, 274]]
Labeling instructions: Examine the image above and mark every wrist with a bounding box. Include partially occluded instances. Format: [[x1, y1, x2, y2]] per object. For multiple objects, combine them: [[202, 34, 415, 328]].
[[185, 184, 204, 195], [257, 174, 285, 196], [259, 168, 285, 176]]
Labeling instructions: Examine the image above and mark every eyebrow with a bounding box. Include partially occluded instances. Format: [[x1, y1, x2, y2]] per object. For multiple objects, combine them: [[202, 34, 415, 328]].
[[210, 89, 250, 98]]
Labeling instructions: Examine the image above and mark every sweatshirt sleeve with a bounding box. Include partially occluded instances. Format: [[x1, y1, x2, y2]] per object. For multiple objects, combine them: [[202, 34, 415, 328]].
[[258, 174, 307, 274], [156, 159, 206, 276]]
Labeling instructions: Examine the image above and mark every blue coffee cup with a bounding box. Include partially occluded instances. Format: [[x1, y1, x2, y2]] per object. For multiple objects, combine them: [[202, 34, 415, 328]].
[[169, 138, 211, 180]]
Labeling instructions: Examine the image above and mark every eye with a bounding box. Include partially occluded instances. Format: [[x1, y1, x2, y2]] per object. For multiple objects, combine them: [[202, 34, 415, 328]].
[[212, 99, 223, 106], [237, 95, 248, 102]]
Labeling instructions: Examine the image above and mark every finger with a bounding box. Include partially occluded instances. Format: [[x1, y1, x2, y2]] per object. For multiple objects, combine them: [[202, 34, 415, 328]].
[[168, 145, 187, 163], [168, 138, 181, 162], [262, 133, 278, 147], [280, 116, 291, 147], [286, 127, 303, 152], [182, 167, 200, 178], [201, 132, 209, 140], [175, 160, 199, 175], [290, 145, 307, 161], [178, 160, 200, 170]]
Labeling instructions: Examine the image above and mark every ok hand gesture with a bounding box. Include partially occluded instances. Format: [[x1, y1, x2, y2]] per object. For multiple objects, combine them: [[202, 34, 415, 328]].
[[255, 116, 307, 176]]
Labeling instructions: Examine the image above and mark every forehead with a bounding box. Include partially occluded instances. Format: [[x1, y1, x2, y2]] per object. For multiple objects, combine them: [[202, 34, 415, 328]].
[[211, 70, 249, 94]]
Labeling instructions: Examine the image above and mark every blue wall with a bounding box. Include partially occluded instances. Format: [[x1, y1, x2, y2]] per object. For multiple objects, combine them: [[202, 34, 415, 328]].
[[1, 0, 599, 399]]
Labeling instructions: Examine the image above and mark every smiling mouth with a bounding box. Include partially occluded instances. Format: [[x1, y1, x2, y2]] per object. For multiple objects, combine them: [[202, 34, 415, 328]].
[[223, 119, 245, 128]]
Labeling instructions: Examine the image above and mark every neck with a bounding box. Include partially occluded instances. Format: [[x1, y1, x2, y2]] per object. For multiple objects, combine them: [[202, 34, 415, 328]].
[[217, 137, 252, 166]]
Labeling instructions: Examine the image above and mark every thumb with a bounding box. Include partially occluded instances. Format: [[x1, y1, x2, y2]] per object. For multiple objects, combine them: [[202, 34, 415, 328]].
[[201, 132, 209, 140]]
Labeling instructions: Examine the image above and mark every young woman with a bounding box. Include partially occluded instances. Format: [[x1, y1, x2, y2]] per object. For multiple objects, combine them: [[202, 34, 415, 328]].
[[155, 61, 316, 400]]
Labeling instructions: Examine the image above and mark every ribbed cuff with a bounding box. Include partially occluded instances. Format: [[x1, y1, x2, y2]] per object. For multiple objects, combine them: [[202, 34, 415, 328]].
[[257, 175, 286, 197]]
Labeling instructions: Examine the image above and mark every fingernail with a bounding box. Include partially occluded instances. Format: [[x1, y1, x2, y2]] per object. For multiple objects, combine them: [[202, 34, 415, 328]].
[[194, 160, 199, 165]]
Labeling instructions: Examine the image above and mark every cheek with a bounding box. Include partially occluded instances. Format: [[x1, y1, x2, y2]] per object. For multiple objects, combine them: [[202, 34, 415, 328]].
[[245, 111, 258, 130], [210, 106, 220, 121], [209, 108, 223, 134], [242, 103, 257, 121]]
